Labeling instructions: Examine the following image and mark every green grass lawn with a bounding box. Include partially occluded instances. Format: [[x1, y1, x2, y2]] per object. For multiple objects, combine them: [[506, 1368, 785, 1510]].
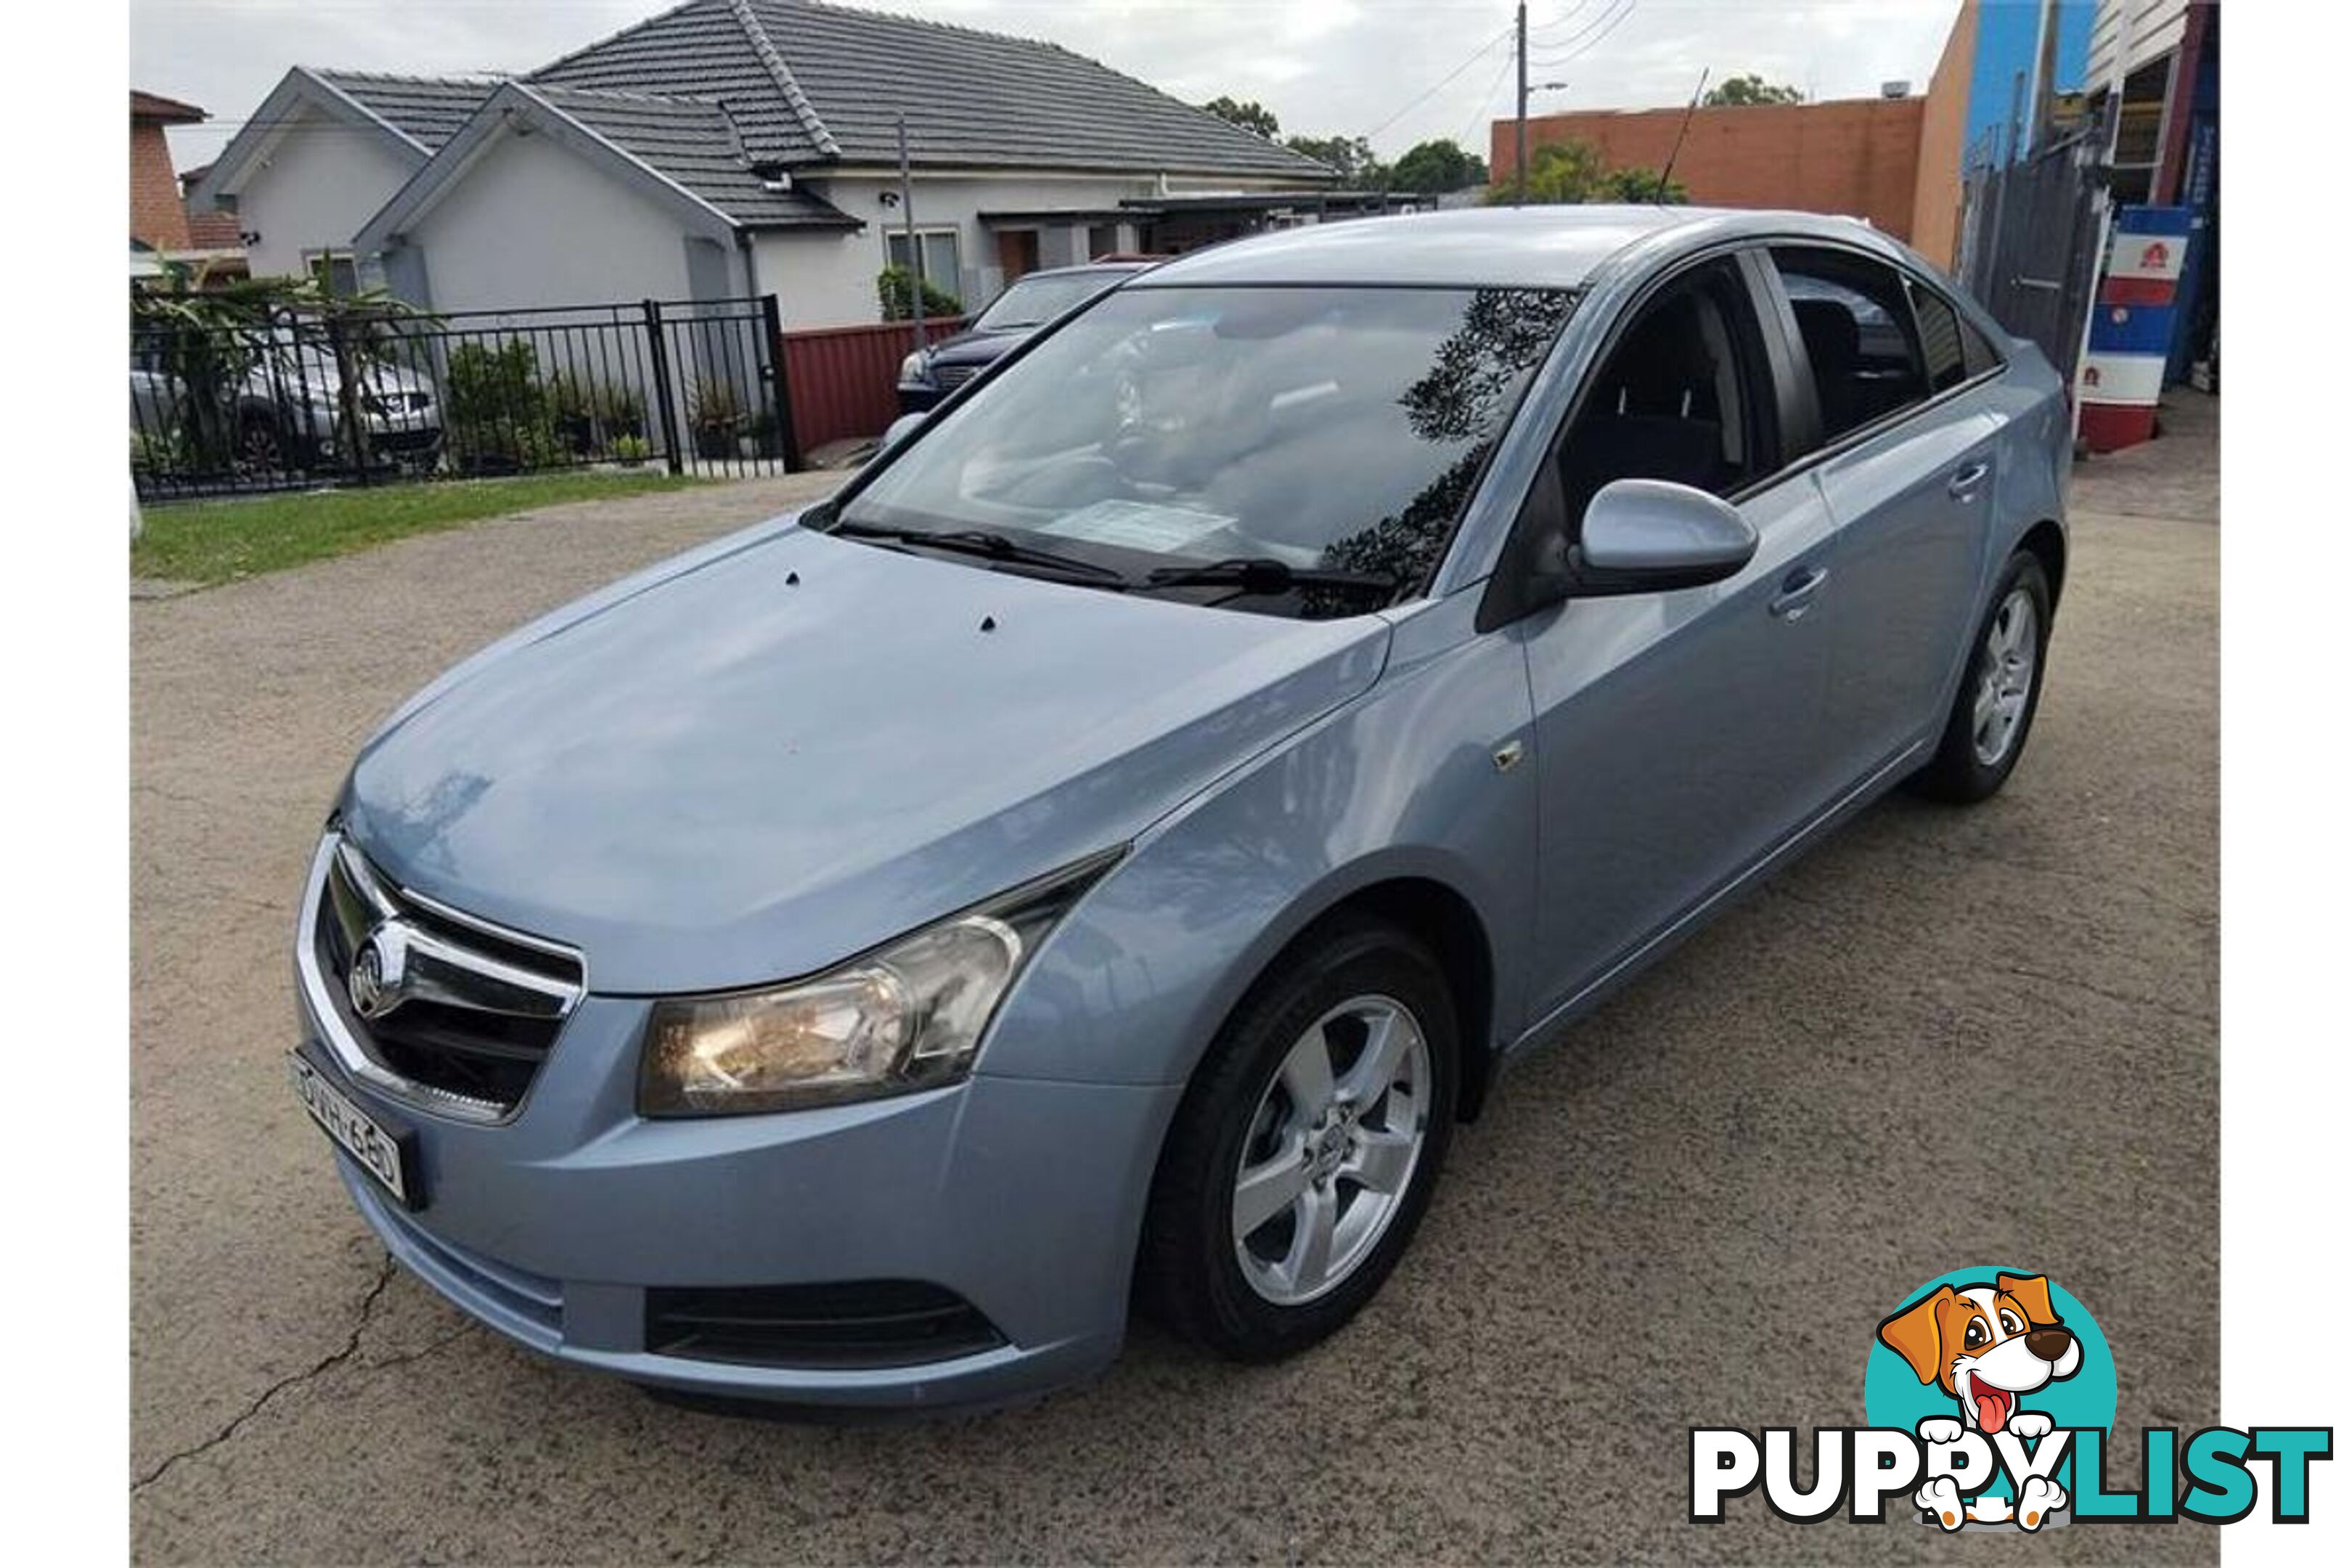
[[131, 471, 704, 586]]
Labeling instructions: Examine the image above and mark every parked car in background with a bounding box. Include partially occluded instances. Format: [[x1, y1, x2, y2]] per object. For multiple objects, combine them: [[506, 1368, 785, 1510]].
[[290, 208, 2067, 1412], [234, 327, 443, 473], [130, 322, 444, 478], [897, 261, 1153, 413]]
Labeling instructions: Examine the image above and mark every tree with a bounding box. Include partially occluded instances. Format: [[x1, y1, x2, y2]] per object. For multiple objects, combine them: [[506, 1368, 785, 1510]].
[[1391, 138, 1490, 195], [1200, 95, 1281, 139], [1704, 73, 1805, 106], [1597, 168, 1689, 203], [1283, 133, 1389, 190], [1488, 139, 1689, 206], [1490, 138, 1604, 204]]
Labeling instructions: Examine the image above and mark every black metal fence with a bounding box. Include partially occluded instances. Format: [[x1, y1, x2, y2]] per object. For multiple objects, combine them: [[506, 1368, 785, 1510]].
[[1956, 104, 2115, 387], [130, 294, 801, 501]]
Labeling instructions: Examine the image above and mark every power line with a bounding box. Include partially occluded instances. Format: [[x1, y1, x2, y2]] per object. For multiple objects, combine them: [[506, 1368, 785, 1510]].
[[1527, 1, 1601, 38], [1363, 24, 1516, 144], [1459, 45, 1520, 150], [1527, 0, 1637, 69]]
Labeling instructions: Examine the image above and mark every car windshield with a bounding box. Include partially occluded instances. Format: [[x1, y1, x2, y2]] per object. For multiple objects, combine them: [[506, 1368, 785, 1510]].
[[838, 284, 1577, 610], [973, 271, 1126, 330]]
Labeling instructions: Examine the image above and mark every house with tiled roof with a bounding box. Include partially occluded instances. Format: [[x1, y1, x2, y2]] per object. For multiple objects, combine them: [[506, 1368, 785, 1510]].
[[189, 0, 1336, 325]]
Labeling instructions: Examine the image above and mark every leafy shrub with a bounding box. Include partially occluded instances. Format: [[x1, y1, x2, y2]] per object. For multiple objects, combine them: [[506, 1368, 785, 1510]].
[[877, 264, 964, 321], [547, 370, 598, 455], [445, 339, 560, 473], [131, 425, 183, 474], [688, 375, 746, 459], [594, 381, 646, 440], [611, 433, 653, 467], [546, 371, 649, 455]]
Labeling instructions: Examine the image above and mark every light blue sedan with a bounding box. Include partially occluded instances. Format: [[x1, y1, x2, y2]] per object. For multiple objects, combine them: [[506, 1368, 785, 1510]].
[[291, 207, 2068, 1409]]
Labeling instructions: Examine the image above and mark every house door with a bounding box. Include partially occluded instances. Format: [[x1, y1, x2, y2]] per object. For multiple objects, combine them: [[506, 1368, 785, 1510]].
[[997, 230, 1040, 287]]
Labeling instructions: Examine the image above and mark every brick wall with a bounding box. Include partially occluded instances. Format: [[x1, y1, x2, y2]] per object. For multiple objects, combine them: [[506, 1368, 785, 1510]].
[[1492, 95, 1928, 242], [1910, 0, 1980, 268], [131, 118, 192, 250]]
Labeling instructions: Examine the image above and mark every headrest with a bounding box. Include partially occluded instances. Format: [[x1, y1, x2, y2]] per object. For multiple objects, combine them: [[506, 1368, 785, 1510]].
[[1792, 298, 1861, 367]]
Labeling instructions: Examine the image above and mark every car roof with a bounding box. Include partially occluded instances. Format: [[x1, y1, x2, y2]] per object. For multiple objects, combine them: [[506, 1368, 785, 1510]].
[[1013, 261, 1154, 281], [1135, 205, 1915, 290]]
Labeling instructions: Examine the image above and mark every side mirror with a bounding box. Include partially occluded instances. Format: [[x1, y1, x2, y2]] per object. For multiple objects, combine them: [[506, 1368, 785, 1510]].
[[1572, 478, 1759, 596], [1476, 473, 1762, 634], [878, 411, 928, 454]]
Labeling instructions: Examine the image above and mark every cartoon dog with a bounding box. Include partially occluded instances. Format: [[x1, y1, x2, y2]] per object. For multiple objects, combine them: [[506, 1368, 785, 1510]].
[[1877, 1273, 2082, 1531]]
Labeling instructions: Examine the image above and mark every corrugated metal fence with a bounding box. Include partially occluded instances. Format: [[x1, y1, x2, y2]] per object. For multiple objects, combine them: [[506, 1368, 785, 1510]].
[[1956, 105, 2114, 388], [779, 317, 968, 457]]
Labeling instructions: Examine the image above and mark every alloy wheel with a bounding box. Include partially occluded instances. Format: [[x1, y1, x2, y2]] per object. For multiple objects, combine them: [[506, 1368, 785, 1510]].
[[1970, 587, 2039, 766], [1231, 995, 1432, 1307]]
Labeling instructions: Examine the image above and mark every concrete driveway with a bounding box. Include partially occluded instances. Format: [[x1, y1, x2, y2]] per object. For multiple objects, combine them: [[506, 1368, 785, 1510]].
[[131, 412, 2217, 1564]]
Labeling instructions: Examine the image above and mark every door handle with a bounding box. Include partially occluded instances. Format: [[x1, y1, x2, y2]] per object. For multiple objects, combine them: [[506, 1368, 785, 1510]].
[[1768, 564, 1829, 620], [1948, 459, 1991, 499]]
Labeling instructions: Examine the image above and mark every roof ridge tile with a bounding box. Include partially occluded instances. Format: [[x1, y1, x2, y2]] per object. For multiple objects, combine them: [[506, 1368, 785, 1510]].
[[727, 0, 840, 158]]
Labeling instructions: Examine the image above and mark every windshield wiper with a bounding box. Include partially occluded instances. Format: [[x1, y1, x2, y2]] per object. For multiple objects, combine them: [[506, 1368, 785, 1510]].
[[828, 519, 1132, 586], [1144, 557, 1399, 601]]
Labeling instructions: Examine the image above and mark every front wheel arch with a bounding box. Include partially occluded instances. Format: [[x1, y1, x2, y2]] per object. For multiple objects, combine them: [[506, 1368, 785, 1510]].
[[1185, 875, 1498, 1127]]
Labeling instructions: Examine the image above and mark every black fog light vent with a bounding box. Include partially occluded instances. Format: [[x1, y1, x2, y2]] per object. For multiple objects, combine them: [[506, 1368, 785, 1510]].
[[645, 1280, 1005, 1369]]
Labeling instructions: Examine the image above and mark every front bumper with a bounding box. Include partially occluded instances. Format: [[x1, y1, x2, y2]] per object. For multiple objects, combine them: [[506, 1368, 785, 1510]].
[[896, 383, 944, 415], [295, 984, 1182, 1410]]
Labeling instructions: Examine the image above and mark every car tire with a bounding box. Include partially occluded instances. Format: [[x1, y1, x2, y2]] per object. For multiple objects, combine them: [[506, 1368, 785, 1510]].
[[1138, 915, 1458, 1362], [1908, 550, 2054, 804], [237, 411, 288, 475]]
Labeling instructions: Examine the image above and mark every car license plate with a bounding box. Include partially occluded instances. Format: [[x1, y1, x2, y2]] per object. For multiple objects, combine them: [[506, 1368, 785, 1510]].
[[290, 1044, 421, 1209]]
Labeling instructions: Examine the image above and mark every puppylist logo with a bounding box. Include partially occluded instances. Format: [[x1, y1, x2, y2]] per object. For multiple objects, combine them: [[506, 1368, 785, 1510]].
[[1691, 1267, 2332, 1532]]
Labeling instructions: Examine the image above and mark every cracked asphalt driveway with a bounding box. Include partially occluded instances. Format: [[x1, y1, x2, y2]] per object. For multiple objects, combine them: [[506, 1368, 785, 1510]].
[[132, 404, 2218, 1564]]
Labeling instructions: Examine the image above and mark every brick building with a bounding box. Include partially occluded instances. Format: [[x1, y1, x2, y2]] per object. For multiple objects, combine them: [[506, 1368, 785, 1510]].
[[132, 90, 207, 251], [1491, 91, 1930, 242]]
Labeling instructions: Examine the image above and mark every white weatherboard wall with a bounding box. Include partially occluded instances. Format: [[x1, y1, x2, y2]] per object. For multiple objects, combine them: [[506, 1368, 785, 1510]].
[[236, 108, 421, 279], [398, 128, 709, 314], [2088, 0, 2190, 90], [756, 172, 1166, 327]]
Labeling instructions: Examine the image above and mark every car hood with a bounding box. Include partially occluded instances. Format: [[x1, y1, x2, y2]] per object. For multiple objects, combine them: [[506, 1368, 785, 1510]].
[[340, 523, 1389, 992], [927, 327, 1024, 367], [245, 354, 433, 401]]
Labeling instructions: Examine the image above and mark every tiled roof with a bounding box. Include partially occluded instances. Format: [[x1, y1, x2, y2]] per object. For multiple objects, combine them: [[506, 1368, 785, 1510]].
[[531, 0, 1332, 181], [528, 85, 859, 228], [311, 70, 498, 150], [184, 208, 245, 250], [132, 89, 208, 123]]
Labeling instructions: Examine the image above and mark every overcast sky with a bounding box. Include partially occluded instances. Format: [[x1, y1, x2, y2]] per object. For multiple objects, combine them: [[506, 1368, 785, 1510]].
[[133, 0, 1963, 171]]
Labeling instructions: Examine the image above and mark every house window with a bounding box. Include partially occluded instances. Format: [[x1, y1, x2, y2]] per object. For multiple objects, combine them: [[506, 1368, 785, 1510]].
[[305, 249, 359, 298], [884, 229, 962, 296]]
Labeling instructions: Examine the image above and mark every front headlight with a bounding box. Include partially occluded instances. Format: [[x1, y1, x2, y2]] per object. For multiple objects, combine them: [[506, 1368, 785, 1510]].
[[898, 350, 931, 385], [639, 849, 1121, 1116]]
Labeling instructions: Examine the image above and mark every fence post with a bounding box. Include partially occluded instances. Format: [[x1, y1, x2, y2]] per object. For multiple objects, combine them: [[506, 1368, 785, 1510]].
[[760, 294, 804, 473], [324, 308, 372, 486], [642, 298, 684, 475]]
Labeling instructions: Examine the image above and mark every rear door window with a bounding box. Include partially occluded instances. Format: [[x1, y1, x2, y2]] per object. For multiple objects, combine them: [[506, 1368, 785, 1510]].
[[1771, 248, 1931, 443], [1956, 309, 2005, 377], [1906, 279, 1971, 393]]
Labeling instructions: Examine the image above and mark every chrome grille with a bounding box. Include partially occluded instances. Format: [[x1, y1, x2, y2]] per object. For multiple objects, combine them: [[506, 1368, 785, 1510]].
[[299, 831, 582, 1122], [931, 362, 981, 391]]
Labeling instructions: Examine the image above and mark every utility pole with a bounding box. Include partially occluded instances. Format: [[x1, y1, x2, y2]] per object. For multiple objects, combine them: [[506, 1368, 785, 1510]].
[[1514, 2, 1529, 207], [897, 113, 926, 353]]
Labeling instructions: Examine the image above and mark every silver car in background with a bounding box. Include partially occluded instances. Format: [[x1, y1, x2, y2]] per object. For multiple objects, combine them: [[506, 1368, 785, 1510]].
[[290, 208, 2067, 1410]]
